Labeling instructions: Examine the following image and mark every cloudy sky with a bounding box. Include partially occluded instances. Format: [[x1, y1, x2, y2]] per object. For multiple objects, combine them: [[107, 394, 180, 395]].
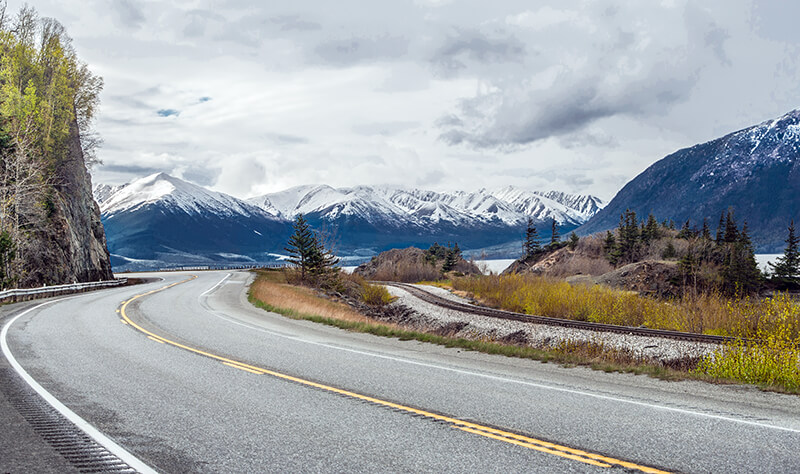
[[8, 0, 800, 200]]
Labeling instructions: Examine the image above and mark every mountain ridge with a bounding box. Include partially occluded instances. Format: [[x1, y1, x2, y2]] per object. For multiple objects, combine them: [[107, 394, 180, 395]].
[[579, 108, 800, 252], [95, 173, 605, 270]]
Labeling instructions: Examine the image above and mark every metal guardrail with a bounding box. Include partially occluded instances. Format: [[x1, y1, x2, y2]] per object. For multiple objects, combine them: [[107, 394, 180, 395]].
[[0, 279, 128, 304], [149, 263, 290, 272]]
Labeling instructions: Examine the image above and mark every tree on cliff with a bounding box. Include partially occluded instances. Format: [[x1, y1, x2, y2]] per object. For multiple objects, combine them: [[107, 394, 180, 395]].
[[0, 3, 103, 285]]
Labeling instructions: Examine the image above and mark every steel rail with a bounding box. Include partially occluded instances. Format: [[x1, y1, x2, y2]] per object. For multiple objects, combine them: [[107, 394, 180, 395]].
[[384, 282, 740, 345]]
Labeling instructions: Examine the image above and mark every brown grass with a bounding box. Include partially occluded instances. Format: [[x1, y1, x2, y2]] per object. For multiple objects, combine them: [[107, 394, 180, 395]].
[[371, 260, 442, 282], [249, 270, 375, 324]]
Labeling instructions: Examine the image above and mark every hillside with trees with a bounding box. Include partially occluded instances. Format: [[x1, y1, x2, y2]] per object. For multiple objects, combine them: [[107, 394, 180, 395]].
[[0, 3, 112, 288], [506, 208, 785, 297]]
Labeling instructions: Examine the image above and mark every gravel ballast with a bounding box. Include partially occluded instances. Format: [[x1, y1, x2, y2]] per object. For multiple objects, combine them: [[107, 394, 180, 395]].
[[383, 284, 720, 365]]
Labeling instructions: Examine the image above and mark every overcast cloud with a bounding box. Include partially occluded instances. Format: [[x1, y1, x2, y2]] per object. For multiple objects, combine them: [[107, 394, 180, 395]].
[[9, 0, 800, 200]]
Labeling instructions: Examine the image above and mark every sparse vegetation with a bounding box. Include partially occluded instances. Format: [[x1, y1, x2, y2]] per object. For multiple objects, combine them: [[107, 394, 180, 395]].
[[247, 269, 691, 379], [446, 273, 800, 391], [249, 268, 800, 392]]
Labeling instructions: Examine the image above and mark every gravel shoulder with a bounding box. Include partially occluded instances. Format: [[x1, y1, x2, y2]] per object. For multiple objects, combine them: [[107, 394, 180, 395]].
[[384, 284, 719, 364]]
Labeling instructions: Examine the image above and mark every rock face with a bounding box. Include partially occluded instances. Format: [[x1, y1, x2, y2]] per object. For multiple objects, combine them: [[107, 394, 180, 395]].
[[579, 109, 800, 252], [20, 123, 113, 287]]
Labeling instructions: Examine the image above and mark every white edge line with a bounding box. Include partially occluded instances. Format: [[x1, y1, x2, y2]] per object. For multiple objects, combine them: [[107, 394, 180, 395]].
[[200, 273, 231, 297], [1, 298, 159, 474], [202, 277, 800, 435]]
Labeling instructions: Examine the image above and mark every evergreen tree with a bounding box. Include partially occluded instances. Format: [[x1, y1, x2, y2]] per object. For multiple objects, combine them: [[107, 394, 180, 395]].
[[616, 209, 639, 263], [442, 244, 458, 272], [722, 221, 761, 295], [723, 209, 738, 243], [701, 218, 711, 241], [550, 218, 560, 245], [285, 214, 317, 281], [769, 220, 800, 283], [568, 232, 579, 250], [678, 249, 698, 292], [603, 231, 618, 265], [523, 217, 540, 258], [677, 219, 692, 239], [715, 211, 725, 244], [642, 213, 659, 243], [306, 230, 340, 277]]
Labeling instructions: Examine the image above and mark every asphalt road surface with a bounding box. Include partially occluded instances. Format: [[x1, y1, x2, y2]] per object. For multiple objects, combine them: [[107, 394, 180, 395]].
[[3, 271, 800, 473]]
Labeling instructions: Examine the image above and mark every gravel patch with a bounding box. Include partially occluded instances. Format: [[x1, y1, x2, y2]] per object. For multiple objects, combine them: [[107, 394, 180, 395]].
[[383, 285, 720, 365]]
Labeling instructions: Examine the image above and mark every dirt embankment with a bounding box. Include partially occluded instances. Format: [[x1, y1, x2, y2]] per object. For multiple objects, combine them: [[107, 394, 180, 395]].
[[503, 234, 683, 297], [355, 247, 480, 282]]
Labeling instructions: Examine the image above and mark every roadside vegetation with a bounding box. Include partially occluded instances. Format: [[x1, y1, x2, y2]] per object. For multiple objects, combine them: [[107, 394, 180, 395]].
[[248, 213, 800, 394], [248, 268, 693, 381]]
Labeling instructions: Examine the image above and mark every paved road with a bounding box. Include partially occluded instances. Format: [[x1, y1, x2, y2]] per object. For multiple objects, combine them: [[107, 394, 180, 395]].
[[3, 271, 800, 472]]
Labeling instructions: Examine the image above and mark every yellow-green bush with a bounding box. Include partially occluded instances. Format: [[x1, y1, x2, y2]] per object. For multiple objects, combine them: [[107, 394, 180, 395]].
[[361, 283, 395, 306], [696, 294, 800, 390], [452, 274, 800, 390]]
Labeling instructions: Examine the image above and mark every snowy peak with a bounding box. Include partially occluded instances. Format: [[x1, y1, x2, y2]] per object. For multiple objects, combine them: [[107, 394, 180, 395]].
[[96, 172, 274, 220], [93, 183, 127, 204], [249, 184, 604, 227]]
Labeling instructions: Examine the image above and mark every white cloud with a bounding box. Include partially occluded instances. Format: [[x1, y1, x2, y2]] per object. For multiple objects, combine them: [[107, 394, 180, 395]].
[[3, 0, 799, 202]]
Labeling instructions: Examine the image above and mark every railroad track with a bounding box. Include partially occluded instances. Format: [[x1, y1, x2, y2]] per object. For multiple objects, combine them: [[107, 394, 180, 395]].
[[384, 282, 740, 345]]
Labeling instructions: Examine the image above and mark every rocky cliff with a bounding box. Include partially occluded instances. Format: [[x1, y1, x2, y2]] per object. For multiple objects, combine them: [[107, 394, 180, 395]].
[[20, 122, 113, 287]]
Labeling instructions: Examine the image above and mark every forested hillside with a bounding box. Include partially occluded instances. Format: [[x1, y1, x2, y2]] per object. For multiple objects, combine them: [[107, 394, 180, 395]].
[[0, 3, 112, 288]]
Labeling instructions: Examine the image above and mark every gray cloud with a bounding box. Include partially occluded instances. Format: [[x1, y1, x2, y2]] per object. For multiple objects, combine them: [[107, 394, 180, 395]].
[[270, 15, 321, 32], [110, 0, 144, 29], [438, 4, 732, 150], [262, 133, 309, 145], [314, 35, 408, 66], [100, 164, 163, 175], [431, 29, 526, 76], [180, 166, 219, 187]]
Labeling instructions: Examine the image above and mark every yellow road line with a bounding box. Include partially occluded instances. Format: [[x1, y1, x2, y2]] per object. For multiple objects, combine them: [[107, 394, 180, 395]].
[[119, 276, 669, 473], [147, 336, 165, 344], [223, 361, 265, 375]]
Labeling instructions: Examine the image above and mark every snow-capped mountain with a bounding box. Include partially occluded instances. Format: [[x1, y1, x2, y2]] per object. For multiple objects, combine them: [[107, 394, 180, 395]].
[[95, 173, 605, 269], [249, 185, 604, 228], [93, 183, 127, 205], [94, 173, 291, 271], [580, 108, 800, 251]]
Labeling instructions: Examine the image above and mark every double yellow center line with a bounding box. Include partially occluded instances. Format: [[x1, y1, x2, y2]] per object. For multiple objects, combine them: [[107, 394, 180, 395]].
[[119, 276, 668, 473]]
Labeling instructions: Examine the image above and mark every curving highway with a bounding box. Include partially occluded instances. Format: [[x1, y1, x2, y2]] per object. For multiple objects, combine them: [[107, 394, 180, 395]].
[[3, 271, 800, 473]]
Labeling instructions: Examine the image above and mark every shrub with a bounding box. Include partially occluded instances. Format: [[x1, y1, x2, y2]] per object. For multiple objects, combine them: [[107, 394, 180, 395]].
[[361, 283, 395, 306]]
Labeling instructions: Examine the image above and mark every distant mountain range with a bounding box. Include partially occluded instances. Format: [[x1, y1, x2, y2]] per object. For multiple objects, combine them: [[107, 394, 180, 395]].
[[579, 109, 800, 252], [95, 173, 604, 270]]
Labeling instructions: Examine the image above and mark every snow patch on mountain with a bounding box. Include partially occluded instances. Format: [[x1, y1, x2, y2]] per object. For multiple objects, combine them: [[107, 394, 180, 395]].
[[249, 185, 605, 227], [95, 172, 275, 220]]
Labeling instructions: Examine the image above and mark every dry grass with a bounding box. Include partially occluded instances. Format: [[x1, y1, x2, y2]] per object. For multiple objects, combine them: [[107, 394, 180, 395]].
[[372, 260, 442, 282], [450, 274, 800, 338], [249, 270, 374, 324], [449, 273, 800, 392]]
